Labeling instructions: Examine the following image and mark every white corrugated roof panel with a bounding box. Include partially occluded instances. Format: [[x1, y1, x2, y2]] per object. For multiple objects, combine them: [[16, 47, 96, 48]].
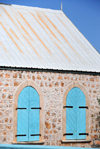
[[0, 4, 100, 72]]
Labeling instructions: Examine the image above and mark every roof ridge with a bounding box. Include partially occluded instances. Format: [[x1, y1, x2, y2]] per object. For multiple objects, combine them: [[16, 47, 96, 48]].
[[0, 4, 62, 14]]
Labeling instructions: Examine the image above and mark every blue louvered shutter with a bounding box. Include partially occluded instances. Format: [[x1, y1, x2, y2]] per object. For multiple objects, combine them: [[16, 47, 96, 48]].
[[17, 87, 29, 142], [76, 88, 86, 139], [29, 87, 40, 141], [17, 86, 40, 142], [66, 88, 77, 139], [66, 87, 86, 140]]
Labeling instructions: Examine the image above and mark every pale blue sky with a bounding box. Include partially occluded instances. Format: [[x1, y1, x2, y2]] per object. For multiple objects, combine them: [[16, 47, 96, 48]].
[[0, 0, 100, 53]]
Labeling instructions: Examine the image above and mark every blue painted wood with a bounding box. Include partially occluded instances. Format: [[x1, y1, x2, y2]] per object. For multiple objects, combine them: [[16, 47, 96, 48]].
[[17, 87, 29, 141], [66, 88, 77, 139], [66, 87, 86, 140], [0, 144, 97, 149], [76, 88, 86, 139], [29, 87, 40, 141], [17, 86, 40, 142]]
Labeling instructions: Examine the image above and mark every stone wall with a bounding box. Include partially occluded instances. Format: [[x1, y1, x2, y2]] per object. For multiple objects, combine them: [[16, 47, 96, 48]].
[[0, 70, 100, 148]]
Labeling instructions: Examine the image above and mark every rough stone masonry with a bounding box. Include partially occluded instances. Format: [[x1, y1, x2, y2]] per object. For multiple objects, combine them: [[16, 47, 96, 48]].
[[0, 69, 100, 148]]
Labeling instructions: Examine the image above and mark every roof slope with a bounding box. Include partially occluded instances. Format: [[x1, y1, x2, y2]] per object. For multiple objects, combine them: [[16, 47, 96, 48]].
[[0, 4, 100, 72]]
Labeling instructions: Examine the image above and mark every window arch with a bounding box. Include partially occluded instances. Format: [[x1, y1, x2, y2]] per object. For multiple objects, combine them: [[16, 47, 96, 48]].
[[62, 84, 90, 142], [13, 81, 43, 143]]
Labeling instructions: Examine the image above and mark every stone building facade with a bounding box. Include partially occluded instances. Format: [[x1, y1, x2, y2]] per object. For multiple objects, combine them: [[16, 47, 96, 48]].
[[0, 4, 100, 148], [0, 69, 100, 148]]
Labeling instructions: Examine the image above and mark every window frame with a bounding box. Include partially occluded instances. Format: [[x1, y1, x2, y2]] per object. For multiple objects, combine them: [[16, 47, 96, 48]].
[[13, 81, 44, 144], [62, 83, 90, 143]]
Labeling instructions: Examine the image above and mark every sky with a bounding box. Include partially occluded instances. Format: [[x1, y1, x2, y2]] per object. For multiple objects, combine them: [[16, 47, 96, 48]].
[[0, 0, 100, 54]]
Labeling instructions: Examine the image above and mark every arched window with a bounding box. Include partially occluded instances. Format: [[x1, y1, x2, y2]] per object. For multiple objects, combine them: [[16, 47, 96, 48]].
[[16, 86, 40, 142], [64, 87, 88, 140]]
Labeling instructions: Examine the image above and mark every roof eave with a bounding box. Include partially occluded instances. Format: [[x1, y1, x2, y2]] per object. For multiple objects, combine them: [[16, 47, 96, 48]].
[[0, 66, 100, 75]]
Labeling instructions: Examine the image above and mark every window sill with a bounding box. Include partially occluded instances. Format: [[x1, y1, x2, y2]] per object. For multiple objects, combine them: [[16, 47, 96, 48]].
[[12, 140, 44, 145], [61, 140, 91, 143]]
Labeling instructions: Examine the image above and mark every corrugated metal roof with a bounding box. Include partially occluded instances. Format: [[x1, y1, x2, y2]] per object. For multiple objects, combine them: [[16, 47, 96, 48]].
[[0, 4, 100, 72]]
